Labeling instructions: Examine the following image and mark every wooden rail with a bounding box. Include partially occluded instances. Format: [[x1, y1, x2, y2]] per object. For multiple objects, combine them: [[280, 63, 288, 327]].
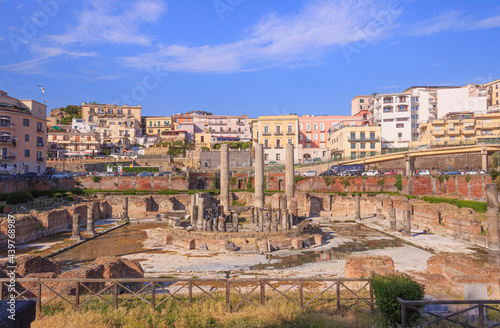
[[398, 298, 500, 328], [0, 277, 373, 314]]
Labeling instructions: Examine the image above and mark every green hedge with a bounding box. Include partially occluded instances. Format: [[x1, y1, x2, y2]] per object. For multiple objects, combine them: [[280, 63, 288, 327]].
[[122, 167, 159, 173], [421, 196, 488, 213], [372, 273, 425, 326], [6, 191, 34, 205]]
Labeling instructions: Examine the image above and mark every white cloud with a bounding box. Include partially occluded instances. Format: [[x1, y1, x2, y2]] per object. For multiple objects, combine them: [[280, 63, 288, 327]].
[[122, 0, 403, 73], [49, 0, 166, 46], [406, 10, 500, 36]]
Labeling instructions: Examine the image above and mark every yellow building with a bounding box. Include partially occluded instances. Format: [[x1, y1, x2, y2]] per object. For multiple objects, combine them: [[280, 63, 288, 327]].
[[328, 125, 381, 160], [144, 116, 172, 135], [416, 111, 500, 147], [81, 103, 141, 153], [484, 79, 500, 110], [254, 115, 299, 162], [195, 132, 212, 149], [48, 131, 101, 157]]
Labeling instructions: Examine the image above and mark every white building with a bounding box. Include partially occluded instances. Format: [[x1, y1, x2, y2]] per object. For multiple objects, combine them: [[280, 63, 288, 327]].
[[72, 118, 97, 133]]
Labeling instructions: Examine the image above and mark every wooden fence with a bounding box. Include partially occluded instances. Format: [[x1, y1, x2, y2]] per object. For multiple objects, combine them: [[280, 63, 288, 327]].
[[398, 297, 500, 328], [0, 277, 373, 314]]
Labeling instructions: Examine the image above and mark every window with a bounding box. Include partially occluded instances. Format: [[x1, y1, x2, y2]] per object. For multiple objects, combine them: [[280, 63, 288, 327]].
[[276, 139, 281, 148], [306, 134, 311, 142], [107, 109, 113, 114], [370, 143, 375, 149], [360, 99, 365, 103], [350, 132, 356, 140], [411, 97, 419, 102], [200, 136, 204, 143], [313, 123, 318, 130], [276, 154, 280, 161], [37, 122, 43, 132], [435, 137, 441, 142], [370, 132, 375, 139], [411, 106, 419, 111], [89, 116, 93, 122], [360, 143, 366, 149], [275, 125, 281, 134], [320, 134, 325, 142], [37, 137, 43, 147], [264, 154, 269, 161], [264, 125, 269, 134], [360, 132, 365, 140], [450, 136, 455, 142], [396, 123, 404, 128], [23, 118, 29, 127], [128, 110, 131, 115], [306, 124, 311, 132], [351, 143, 356, 149], [320, 143, 325, 148], [398, 133, 403, 138], [287, 124, 293, 134], [25, 134, 29, 142], [313, 134, 318, 140], [24, 150, 30, 158], [320, 123, 324, 131], [264, 139, 269, 148], [299, 124, 303, 130], [299, 134, 303, 141], [306, 144, 311, 148], [288, 138, 293, 144]]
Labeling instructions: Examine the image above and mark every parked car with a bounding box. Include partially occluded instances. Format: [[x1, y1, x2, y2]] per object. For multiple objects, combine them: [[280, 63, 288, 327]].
[[413, 144, 432, 151], [155, 171, 172, 177], [120, 172, 136, 176], [416, 170, 430, 176], [464, 170, 479, 175], [303, 159, 314, 164], [479, 169, 486, 174], [294, 171, 300, 176], [138, 171, 153, 177], [361, 170, 379, 176], [52, 172, 70, 178], [267, 161, 278, 166], [302, 170, 317, 177], [312, 157, 322, 162], [319, 170, 335, 176], [443, 170, 461, 175]]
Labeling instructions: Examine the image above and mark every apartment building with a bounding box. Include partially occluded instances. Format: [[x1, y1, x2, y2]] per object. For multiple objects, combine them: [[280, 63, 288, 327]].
[[0, 91, 47, 174], [253, 114, 299, 163], [328, 125, 381, 161], [81, 103, 141, 153], [144, 116, 172, 135], [298, 113, 369, 159], [71, 117, 97, 133], [172, 110, 251, 144], [484, 79, 500, 110], [48, 131, 101, 157], [351, 95, 372, 116]]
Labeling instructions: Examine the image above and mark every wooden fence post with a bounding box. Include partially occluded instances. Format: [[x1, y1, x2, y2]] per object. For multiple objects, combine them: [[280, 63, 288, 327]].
[[75, 282, 80, 310], [260, 279, 265, 306], [299, 281, 303, 308], [369, 281, 374, 311], [226, 280, 230, 312], [336, 280, 341, 310], [151, 281, 155, 310], [113, 282, 118, 309], [37, 279, 41, 314], [188, 280, 192, 306]]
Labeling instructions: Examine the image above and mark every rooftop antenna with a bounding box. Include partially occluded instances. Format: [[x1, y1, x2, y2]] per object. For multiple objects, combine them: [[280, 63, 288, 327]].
[[37, 85, 45, 95]]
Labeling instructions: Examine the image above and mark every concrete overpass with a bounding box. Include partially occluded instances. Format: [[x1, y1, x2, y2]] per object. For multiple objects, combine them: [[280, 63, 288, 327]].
[[338, 144, 497, 176]]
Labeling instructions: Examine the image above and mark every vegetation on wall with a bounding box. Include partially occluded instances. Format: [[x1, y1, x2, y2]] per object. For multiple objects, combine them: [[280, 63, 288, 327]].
[[394, 174, 402, 191]]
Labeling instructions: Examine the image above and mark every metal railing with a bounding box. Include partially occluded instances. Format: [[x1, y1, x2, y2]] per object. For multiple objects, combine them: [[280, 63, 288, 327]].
[[398, 298, 500, 328], [0, 277, 373, 314]]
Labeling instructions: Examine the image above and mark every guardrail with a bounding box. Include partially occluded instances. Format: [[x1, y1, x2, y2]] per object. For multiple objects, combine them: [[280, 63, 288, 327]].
[[398, 297, 500, 328], [0, 277, 373, 314]]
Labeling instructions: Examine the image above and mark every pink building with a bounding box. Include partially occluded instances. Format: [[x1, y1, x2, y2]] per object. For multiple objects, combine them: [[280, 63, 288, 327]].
[[298, 112, 368, 151], [351, 95, 372, 116]]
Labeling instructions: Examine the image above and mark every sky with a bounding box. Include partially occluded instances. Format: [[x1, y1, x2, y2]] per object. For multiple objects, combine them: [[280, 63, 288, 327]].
[[0, 0, 499, 118]]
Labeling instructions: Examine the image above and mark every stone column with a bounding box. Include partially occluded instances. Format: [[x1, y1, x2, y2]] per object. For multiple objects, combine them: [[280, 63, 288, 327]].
[[190, 194, 197, 220], [219, 216, 226, 232], [213, 216, 219, 232], [272, 213, 278, 232], [482, 145, 488, 172], [259, 209, 264, 233], [70, 214, 82, 241], [389, 208, 397, 231], [266, 211, 272, 232], [355, 194, 361, 221], [280, 194, 287, 224], [285, 143, 294, 208], [191, 205, 198, 227], [202, 218, 208, 231], [487, 184, 500, 260], [290, 198, 298, 225], [220, 144, 230, 212], [232, 212, 239, 233], [255, 143, 265, 209], [403, 209, 411, 236], [405, 155, 412, 177], [87, 204, 95, 237], [207, 218, 213, 231], [122, 197, 129, 221], [288, 211, 293, 230], [282, 209, 288, 230], [376, 198, 383, 219], [249, 206, 255, 224]]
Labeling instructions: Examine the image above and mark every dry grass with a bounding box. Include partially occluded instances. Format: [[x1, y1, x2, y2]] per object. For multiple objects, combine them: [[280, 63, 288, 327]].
[[32, 296, 387, 328]]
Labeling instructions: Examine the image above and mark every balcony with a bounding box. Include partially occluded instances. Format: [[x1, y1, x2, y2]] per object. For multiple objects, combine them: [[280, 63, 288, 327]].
[[477, 123, 498, 129], [37, 157, 44, 162], [348, 137, 380, 142], [447, 129, 460, 135], [37, 142, 45, 148], [0, 155, 16, 161], [0, 138, 15, 147], [431, 130, 445, 136], [383, 98, 393, 104], [37, 128, 44, 133], [462, 129, 476, 135]]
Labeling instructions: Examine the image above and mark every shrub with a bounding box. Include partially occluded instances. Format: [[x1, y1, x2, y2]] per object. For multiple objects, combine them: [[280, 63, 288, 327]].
[[246, 176, 254, 190], [92, 175, 101, 183], [491, 168, 500, 180], [437, 175, 444, 184], [371, 273, 425, 326], [464, 174, 471, 183], [294, 175, 305, 183], [394, 174, 403, 191], [421, 196, 488, 213], [67, 195, 74, 202], [157, 190, 179, 195], [53, 193, 63, 198], [342, 178, 350, 189], [377, 177, 385, 187], [0, 205, 5, 213], [323, 177, 335, 187], [122, 189, 136, 195], [6, 191, 34, 205], [231, 200, 245, 206]]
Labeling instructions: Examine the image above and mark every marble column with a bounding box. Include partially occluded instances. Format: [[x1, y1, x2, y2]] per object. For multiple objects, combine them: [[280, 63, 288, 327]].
[[220, 144, 230, 212], [70, 214, 82, 241], [285, 143, 294, 208], [255, 144, 265, 209]]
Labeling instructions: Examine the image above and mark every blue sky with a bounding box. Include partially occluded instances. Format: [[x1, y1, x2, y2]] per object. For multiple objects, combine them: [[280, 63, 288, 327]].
[[0, 0, 499, 117]]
